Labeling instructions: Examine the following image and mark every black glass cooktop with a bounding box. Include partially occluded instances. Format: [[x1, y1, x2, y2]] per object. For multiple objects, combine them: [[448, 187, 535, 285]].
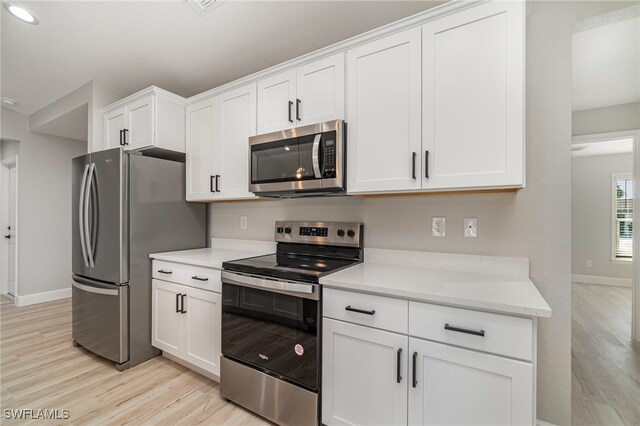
[[222, 252, 359, 283]]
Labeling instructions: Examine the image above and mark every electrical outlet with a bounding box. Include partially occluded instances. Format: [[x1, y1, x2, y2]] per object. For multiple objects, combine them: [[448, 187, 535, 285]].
[[240, 216, 248, 230], [464, 218, 478, 238], [586, 260, 592, 268], [432, 217, 445, 237]]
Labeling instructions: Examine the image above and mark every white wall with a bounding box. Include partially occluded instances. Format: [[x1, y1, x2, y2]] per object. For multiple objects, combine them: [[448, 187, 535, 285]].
[[206, 2, 633, 423], [1, 139, 19, 161], [572, 153, 633, 282], [1, 107, 86, 300], [573, 102, 640, 136]]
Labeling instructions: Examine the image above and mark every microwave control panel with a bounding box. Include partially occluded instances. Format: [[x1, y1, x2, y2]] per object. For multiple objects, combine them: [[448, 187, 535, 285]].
[[323, 138, 336, 178]]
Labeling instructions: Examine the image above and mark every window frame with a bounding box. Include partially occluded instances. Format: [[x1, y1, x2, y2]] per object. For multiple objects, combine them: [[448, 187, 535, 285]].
[[612, 172, 633, 263]]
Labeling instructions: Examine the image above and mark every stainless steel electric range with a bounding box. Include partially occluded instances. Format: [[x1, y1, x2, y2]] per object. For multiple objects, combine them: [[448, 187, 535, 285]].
[[220, 221, 364, 426]]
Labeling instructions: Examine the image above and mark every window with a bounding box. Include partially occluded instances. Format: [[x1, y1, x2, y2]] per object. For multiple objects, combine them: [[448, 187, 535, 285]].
[[613, 174, 633, 261]]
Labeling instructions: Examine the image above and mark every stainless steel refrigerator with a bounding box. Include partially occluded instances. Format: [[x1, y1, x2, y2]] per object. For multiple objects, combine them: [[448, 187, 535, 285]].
[[71, 148, 206, 370]]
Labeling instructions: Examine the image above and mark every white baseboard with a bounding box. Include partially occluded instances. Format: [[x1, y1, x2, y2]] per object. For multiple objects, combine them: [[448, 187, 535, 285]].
[[537, 420, 556, 426], [161, 351, 219, 383], [16, 288, 71, 307], [572, 274, 632, 287]]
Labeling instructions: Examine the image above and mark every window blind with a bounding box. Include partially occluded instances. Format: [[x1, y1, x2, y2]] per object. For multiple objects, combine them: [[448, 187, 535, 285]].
[[615, 177, 633, 259]]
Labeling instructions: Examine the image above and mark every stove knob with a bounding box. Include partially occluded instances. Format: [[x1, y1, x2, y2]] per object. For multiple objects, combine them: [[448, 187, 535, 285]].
[[347, 230, 356, 238], [276, 227, 284, 234], [337, 229, 345, 237], [284, 227, 292, 234]]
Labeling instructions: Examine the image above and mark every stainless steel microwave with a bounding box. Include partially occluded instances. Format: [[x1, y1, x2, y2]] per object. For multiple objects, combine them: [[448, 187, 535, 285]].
[[248, 120, 346, 197]]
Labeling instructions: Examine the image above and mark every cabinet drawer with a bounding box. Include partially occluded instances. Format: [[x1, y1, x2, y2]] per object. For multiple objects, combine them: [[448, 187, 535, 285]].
[[152, 260, 184, 282], [409, 302, 533, 361], [324, 288, 408, 334], [152, 260, 222, 293]]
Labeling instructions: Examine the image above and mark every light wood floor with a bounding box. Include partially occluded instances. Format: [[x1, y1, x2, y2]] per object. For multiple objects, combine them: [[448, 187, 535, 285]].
[[0, 296, 268, 425], [572, 283, 640, 425]]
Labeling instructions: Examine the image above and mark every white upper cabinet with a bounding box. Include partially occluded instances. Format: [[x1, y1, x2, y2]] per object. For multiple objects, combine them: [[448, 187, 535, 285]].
[[186, 98, 217, 201], [216, 84, 257, 200], [257, 53, 345, 134], [186, 83, 257, 201], [346, 28, 423, 193], [422, 1, 525, 190], [102, 87, 186, 153]]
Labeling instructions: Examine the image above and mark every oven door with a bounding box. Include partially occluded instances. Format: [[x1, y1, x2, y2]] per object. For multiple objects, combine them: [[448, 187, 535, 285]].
[[221, 272, 320, 391]]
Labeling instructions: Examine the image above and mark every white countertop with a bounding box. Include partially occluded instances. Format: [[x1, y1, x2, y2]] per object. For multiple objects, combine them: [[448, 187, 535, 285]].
[[319, 249, 551, 318], [150, 238, 275, 269]]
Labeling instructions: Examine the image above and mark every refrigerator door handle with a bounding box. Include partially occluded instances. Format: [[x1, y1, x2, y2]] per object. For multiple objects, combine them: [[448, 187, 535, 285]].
[[79, 164, 90, 267], [72, 279, 119, 296], [84, 163, 96, 267]]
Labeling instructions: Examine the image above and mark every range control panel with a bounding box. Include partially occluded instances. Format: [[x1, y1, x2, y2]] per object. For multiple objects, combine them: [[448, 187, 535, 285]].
[[275, 221, 363, 248]]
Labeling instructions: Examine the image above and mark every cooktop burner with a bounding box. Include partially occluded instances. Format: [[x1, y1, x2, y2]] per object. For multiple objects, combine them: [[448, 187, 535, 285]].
[[222, 221, 364, 284]]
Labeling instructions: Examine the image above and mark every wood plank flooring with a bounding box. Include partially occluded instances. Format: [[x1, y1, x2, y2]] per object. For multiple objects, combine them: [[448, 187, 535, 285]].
[[0, 296, 269, 425], [572, 283, 640, 425]]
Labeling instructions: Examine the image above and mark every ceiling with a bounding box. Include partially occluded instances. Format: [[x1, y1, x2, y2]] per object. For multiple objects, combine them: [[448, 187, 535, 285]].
[[572, 8, 640, 111], [1, 0, 443, 116], [571, 137, 634, 157]]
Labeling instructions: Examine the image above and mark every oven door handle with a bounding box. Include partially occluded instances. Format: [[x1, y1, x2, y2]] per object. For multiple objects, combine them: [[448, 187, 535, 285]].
[[222, 271, 317, 300], [311, 134, 322, 178]]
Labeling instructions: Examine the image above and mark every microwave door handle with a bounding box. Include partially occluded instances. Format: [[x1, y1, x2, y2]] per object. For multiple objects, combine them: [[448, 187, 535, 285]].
[[84, 163, 95, 268], [79, 164, 90, 267], [311, 134, 322, 178]]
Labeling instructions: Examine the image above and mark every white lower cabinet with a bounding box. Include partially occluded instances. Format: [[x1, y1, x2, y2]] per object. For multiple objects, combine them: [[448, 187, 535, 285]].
[[152, 264, 222, 378], [322, 318, 408, 426], [322, 289, 535, 426]]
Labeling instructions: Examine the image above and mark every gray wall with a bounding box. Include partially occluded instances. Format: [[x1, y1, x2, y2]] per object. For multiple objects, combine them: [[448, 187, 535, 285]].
[[208, 2, 634, 423], [572, 153, 633, 279], [1, 139, 20, 160], [573, 102, 640, 136], [1, 107, 87, 297]]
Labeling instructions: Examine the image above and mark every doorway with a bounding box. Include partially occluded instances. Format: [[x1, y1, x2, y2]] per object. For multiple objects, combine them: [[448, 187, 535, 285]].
[[1, 150, 19, 301]]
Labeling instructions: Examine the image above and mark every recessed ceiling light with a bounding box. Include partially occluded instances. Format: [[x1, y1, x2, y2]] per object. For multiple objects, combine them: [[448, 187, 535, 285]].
[[3, 3, 39, 25], [2, 97, 18, 107]]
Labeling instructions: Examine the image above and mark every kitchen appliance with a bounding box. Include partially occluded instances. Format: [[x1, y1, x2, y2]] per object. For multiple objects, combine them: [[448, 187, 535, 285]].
[[248, 120, 346, 197], [71, 148, 206, 371], [220, 221, 363, 426]]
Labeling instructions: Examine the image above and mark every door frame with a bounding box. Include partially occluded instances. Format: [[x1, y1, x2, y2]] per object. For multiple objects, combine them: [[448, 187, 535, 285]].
[[1, 155, 19, 301]]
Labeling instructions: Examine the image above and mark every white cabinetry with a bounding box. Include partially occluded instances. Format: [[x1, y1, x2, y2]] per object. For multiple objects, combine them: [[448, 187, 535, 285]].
[[185, 83, 256, 201], [422, 1, 525, 190], [257, 53, 344, 134], [322, 288, 535, 426], [102, 87, 186, 153], [346, 28, 422, 193], [151, 260, 222, 378]]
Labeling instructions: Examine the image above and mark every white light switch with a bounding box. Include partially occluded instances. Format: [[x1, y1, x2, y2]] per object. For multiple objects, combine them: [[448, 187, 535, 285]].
[[240, 216, 248, 230], [464, 218, 478, 238], [432, 217, 445, 237]]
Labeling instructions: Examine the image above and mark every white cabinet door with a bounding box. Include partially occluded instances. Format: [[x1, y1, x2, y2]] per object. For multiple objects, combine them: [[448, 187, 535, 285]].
[[216, 83, 257, 200], [422, 1, 524, 190], [296, 53, 345, 126], [408, 338, 533, 426], [347, 27, 422, 194], [183, 287, 222, 376], [186, 98, 217, 201], [257, 69, 296, 134], [125, 95, 155, 151], [104, 107, 126, 150], [152, 279, 184, 355], [322, 318, 408, 426]]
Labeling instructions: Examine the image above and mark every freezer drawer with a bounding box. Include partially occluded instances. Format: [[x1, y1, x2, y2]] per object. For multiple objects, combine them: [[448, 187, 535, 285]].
[[72, 276, 128, 364]]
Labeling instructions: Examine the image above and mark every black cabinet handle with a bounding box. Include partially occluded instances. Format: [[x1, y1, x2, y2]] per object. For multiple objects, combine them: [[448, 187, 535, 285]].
[[119, 129, 125, 146], [176, 293, 181, 313], [345, 305, 376, 316], [444, 323, 485, 337], [288, 101, 294, 123], [210, 176, 215, 193], [296, 99, 301, 121], [425, 150, 430, 179], [412, 152, 417, 179], [157, 270, 172, 274], [396, 348, 403, 383], [191, 276, 209, 281], [215, 175, 221, 192], [4, 235, 10, 239], [181, 294, 187, 314], [123, 128, 129, 145], [412, 351, 417, 388]]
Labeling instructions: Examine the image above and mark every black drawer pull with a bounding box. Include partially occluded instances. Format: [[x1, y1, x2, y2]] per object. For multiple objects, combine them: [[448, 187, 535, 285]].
[[412, 351, 417, 388], [176, 293, 181, 313], [396, 348, 403, 383], [181, 294, 187, 314], [345, 306, 375, 315], [444, 323, 485, 337], [191, 276, 209, 281], [157, 270, 172, 274]]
